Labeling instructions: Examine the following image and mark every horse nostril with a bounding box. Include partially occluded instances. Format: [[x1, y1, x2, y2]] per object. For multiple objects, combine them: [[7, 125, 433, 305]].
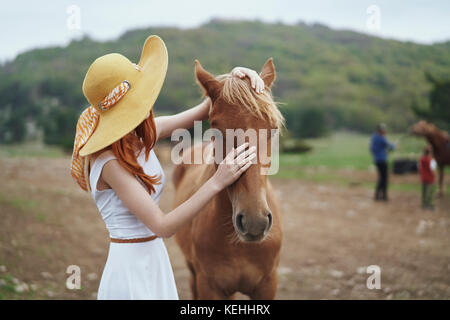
[[266, 211, 273, 230], [236, 212, 246, 234]]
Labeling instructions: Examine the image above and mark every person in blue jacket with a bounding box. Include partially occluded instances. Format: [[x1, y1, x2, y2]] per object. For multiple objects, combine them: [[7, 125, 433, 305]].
[[370, 123, 395, 201]]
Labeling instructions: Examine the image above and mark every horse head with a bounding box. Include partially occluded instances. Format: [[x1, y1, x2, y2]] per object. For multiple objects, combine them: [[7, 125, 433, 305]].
[[411, 120, 434, 136], [195, 58, 284, 242]]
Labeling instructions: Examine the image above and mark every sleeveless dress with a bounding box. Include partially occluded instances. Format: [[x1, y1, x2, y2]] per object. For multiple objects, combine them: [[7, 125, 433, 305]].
[[89, 148, 179, 300]]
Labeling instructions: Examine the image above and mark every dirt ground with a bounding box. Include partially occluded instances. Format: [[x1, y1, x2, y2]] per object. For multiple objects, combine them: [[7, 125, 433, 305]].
[[0, 148, 449, 299]]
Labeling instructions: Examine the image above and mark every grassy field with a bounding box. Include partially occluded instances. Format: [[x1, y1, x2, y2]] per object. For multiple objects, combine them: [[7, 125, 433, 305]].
[[279, 131, 425, 171], [0, 142, 67, 158], [276, 132, 448, 193]]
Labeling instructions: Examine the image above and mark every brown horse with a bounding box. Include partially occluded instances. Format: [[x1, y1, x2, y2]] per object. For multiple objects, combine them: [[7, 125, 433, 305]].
[[411, 120, 450, 196], [173, 59, 283, 299]]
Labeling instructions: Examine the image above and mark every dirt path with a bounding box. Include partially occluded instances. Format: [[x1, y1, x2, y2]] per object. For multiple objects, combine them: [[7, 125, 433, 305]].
[[0, 153, 449, 299]]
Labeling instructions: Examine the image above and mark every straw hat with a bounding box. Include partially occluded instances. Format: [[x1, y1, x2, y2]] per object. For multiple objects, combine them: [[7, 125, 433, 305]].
[[79, 35, 168, 156]]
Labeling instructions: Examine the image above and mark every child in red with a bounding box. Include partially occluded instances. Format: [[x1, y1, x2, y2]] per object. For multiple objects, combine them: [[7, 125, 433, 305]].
[[418, 146, 437, 210]]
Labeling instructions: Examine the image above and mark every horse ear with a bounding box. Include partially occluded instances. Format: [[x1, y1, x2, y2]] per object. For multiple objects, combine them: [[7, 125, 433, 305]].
[[195, 60, 221, 100], [260, 58, 276, 88]]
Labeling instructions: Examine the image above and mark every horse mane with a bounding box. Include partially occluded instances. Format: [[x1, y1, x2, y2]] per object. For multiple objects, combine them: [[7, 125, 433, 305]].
[[216, 74, 285, 129], [425, 121, 449, 142]]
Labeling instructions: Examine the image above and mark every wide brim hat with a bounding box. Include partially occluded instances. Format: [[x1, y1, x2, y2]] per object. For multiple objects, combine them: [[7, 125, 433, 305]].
[[79, 35, 168, 156]]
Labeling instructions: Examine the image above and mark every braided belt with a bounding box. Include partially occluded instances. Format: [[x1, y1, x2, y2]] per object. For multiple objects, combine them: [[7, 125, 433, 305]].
[[110, 235, 158, 243]]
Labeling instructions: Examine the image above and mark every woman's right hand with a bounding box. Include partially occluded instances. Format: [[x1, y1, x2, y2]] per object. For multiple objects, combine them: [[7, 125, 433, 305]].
[[211, 143, 257, 190]]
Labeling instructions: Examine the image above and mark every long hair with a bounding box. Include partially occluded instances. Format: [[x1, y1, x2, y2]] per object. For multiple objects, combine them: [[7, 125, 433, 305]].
[[110, 110, 160, 194]]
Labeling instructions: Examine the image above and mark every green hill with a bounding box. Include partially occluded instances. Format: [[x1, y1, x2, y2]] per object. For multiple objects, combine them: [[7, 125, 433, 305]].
[[1, 19, 450, 148]]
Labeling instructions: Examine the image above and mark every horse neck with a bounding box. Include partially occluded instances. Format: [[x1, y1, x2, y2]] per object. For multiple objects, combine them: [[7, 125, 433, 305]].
[[423, 130, 450, 164], [425, 130, 445, 150], [425, 133, 438, 150]]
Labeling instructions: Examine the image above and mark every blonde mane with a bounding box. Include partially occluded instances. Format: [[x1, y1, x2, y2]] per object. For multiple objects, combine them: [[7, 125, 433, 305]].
[[216, 74, 285, 129]]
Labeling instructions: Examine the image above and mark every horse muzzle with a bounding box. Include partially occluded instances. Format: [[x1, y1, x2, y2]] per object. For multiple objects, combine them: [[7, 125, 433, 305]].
[[234, 210, 273, 242]]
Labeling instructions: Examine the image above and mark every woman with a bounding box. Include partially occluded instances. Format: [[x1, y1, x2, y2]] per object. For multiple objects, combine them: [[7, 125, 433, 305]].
[[70, 35, 264, 299]]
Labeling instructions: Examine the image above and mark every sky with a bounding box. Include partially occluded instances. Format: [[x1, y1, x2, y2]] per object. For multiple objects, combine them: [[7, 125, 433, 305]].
[[1, 0, 449, 62]]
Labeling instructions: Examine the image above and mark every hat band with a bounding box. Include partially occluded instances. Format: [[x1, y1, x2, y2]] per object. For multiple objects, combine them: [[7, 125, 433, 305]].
[[98, 80, 131, 111]]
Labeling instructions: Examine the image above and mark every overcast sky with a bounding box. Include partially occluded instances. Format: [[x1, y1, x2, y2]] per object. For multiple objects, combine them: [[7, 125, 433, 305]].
[[1, 0, 449, 62]]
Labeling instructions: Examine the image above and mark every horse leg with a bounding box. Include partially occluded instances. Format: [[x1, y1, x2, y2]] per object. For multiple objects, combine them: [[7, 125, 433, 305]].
[[438, 166, 444, 197], [187, 261, 198, 300], [196, 273, 229, 300], [248, 271, 278, 300]]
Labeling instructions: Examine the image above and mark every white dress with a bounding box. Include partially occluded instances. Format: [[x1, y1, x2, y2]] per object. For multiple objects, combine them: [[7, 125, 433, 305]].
[[89, 148, 179, 300]]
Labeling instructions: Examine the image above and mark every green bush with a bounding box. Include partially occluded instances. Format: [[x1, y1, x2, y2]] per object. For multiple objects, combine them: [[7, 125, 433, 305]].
[[284, 107, 329, 138], [280, 137, 313, 153]]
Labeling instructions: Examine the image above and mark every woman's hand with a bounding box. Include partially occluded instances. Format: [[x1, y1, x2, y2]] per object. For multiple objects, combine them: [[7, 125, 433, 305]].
[[231, 67, 265, 93], [211, 143, 257, 190], [102, 143, 255, 238]]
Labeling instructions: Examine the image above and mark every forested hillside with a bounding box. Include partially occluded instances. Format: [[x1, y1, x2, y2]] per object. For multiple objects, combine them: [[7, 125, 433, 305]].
[[1, 19, 449, 148]]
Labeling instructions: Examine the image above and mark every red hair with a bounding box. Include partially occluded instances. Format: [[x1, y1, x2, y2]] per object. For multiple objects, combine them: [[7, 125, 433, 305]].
[[110, 110, 160, 194]]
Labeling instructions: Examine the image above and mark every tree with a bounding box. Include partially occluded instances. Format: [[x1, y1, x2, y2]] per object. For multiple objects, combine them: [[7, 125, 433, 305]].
[[0, 81, 37, 143], [413, 72, 450, 130], [286, 107, 329, 138]]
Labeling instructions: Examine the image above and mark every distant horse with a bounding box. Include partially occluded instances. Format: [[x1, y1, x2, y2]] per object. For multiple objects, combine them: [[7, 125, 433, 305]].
[[173, 59, 284, 299], [411, 120, 450, 196]]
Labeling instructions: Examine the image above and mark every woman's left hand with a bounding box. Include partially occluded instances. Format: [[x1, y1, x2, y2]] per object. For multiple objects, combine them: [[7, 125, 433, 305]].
[[231, 67, 265, 93]]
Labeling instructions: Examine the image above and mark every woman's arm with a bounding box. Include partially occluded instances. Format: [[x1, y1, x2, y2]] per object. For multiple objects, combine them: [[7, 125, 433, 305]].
[[102, 143, 256, 238], [155, 97, 211, 140]]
